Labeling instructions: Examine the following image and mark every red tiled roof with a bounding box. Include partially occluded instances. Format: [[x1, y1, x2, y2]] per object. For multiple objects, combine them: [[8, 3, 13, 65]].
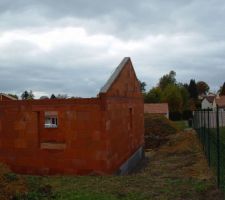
[[216, 96, 225, 108], [203, 95, 216, 103], [144, 103, 169, 114]]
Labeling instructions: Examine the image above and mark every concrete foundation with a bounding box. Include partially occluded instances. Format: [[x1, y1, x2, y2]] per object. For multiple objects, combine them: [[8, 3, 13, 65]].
[[117, 146, 144, 175]]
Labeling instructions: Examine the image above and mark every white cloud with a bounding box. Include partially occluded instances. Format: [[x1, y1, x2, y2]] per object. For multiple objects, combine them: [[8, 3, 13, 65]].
[[1, 0, 225, 97]]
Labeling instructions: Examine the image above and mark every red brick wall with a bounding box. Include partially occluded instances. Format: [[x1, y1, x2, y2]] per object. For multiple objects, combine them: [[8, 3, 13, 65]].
[[0, 58, 144, 175], [100, 58, 144, 173], [0, 98, 110, 175]]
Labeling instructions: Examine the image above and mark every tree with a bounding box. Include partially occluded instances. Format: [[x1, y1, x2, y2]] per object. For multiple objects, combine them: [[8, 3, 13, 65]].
[[158, 70, 176, 90], [219, 82, 225, 96], [21, 90, 34, 100], [183, 83, 189, 90], [28, 90, 34, 99], [188, 79, 198, 99], [139, 81, 146, 93], [188, 98, 197, 111], [179, 86, 189, 110], [50, 94, 56, 99], [161, 84, 183, 112], [144, 87, 162, 103], [196, 81, 209, 95], [21, 91, 29, 100]]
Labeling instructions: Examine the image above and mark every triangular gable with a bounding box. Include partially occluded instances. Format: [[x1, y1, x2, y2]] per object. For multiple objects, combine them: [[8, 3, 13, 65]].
[[100, 57, 130, 93], [99, 57, 141, 97]]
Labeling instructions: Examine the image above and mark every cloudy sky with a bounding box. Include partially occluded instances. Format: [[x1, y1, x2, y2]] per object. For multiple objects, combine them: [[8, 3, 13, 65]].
[[1, 0, 225, 98]]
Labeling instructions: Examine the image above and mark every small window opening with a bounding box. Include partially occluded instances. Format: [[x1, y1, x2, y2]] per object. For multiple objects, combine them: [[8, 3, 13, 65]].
[[44, 112, 58, 128]]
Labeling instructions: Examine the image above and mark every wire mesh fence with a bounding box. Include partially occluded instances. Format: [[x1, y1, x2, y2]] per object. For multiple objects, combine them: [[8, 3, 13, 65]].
[[193, 106, 225, 191]]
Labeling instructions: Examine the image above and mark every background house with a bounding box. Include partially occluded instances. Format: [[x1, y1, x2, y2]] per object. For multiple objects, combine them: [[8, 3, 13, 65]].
[[213, 96, 225, 110], [0, 93, 17, 101], [201, 95, 216, 109], [144, 103, 169, 118]]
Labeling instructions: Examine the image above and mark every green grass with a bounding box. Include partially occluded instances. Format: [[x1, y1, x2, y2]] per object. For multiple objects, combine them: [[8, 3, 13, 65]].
[[17, 175, 215, 200], [197, 127, 225, 194], [173, 120, 188, 131], [16, 176, 150, 200]]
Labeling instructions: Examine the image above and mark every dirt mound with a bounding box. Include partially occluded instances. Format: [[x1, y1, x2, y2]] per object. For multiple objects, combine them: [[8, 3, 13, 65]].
[[144, 114, 178, 149], [0, 163, 27, 200]]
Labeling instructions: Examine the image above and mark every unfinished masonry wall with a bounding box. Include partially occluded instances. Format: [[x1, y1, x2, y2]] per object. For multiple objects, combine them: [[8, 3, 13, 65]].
[[0, 98, 110, 175], [100, 57, 144, 173], [0, 57, 144, 175]]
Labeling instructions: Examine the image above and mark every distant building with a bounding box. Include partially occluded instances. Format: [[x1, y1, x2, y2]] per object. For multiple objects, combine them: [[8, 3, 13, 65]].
[[39, 96, 49, 100], [201, 95, 216, 109], [213, 96, 225, 110], [0, 93, 17, 101], [199, 92, 216, 100], [144, 103, 169, 118], [198, 94, 206, 100]]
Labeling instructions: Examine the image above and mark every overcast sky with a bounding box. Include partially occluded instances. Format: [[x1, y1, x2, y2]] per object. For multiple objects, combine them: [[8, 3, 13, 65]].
[[1, 0, 225, 98]]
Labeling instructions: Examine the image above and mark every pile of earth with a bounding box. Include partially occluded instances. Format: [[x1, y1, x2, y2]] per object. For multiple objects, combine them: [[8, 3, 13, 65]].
[[144, 114, 178, 149]]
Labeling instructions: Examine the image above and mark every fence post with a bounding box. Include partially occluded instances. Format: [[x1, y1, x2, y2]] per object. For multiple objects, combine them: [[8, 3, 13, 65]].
[[203, 109, 206, 153], [207, 108, 210, 166], [200, 110, 202, 142], [199, 110, 203, 146], [193, 111, 195, 129], [199, 110, 201, 139], [216, 105, 220, 188], [202, 109, 204, 151]]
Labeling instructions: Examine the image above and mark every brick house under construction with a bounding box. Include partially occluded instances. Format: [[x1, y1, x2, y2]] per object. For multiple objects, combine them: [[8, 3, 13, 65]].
[[0, 57, 144, 175]]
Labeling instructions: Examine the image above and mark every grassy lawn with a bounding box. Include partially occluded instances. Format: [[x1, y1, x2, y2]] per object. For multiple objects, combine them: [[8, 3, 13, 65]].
[[196, 126, 225, 193], [2, 130, 223, 200], [173, 120, 189, 131]]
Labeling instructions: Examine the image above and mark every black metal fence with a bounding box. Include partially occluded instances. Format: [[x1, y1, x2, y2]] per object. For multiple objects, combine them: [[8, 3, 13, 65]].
[[193, 107, 225, 191]]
